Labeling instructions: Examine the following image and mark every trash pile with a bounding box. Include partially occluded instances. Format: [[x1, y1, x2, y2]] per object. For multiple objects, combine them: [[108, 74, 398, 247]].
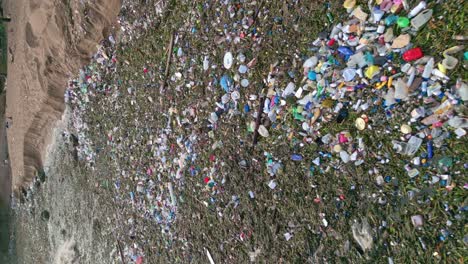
[[60, 0, 467, 262], [208, 0, 467, 238]]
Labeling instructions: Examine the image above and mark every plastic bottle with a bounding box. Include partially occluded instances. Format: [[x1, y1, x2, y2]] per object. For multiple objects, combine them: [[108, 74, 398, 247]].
[[373, 8, 385, 22], [330, 23, 342, 38], [203, 56, 209, 71], [422, 57, 434, 79], [432, 69, 450, 80], [408, 1, 426, 18], [421, 81, 428, 95], [427, 140, 433, 159], [406, 69, 416, 87]]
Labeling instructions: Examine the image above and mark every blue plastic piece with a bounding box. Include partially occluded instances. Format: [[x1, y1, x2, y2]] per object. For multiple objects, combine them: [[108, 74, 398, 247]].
[[220, 75, 233, 92], [291, 154, 303, 161], [308, 71, 317, 81]]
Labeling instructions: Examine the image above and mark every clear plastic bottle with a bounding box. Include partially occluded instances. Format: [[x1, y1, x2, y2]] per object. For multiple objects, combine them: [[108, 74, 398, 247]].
[[406, 69, 416, 87], [422, 57, 434, 79]]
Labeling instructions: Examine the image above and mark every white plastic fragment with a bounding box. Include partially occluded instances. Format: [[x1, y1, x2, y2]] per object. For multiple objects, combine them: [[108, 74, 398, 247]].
[[268, 180, 277, 190], [223, 52, 233, 69]]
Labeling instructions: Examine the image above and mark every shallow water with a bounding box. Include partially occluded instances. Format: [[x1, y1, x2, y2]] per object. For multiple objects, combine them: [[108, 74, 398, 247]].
[[0, 202, 15, 263]]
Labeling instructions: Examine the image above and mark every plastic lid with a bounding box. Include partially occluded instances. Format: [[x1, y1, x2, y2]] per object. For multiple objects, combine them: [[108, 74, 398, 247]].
[[355, 118, 366, 130], [333, 144, 343, 152], [241, 79, 249, 87], [239, 65, 248, 74], [223, 52, 233, 69], [400, 124, 412, 134], [308, 71, 317, 81]]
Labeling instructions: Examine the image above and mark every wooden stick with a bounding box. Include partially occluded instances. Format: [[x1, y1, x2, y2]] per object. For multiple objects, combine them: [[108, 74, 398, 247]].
[[252, 92, 265, 146], [160, 31, 175, 92], [116, 238, 126, 264]]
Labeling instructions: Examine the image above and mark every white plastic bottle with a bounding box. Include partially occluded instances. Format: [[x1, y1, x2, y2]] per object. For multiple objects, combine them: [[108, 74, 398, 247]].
[[203, 56, 209, 71], [408, 1, 427, 18], [422, 57, 434, 79]]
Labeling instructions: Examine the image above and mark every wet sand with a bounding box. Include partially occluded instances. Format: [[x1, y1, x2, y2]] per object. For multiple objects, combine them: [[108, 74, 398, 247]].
[[0, 93, 10, 205], [0, 93, 12, 263]]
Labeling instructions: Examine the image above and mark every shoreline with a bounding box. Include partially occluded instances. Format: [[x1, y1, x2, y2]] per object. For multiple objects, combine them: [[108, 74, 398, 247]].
[[0, 93, 10, 207]]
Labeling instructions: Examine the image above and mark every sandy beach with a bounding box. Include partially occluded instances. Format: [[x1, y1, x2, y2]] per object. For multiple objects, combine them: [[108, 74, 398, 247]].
[[1, 0, 120, 262], [4, 0, 120, 195]]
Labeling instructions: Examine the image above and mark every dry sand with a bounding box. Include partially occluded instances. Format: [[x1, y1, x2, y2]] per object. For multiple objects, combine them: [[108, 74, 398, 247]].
[[4, 0, 121, 194]]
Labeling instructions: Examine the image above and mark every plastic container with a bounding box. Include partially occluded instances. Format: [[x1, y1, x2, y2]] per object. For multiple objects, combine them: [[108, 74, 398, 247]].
[[411, 9, 433, 30], [441, 46, 464, 70], [403, 47, 423, 62]]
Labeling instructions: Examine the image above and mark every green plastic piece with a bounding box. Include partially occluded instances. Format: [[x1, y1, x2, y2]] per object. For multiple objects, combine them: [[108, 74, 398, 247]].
[[397, 17, 409, 28]]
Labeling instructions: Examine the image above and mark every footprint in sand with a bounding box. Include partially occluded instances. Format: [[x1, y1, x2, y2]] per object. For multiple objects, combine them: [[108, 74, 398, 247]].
[[25, 23, 39, 48], [26, 1, 51, 49]]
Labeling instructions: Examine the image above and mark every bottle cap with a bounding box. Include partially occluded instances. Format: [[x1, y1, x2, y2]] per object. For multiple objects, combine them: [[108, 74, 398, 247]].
[[397, 17, 409, 28], [400, 124, 412, 134], [355, 118, 366, 130]]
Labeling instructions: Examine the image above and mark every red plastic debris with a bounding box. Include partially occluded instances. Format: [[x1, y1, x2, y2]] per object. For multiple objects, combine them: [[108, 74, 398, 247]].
[[403, 47, 423, 62], [209, 154, 216, 162]]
